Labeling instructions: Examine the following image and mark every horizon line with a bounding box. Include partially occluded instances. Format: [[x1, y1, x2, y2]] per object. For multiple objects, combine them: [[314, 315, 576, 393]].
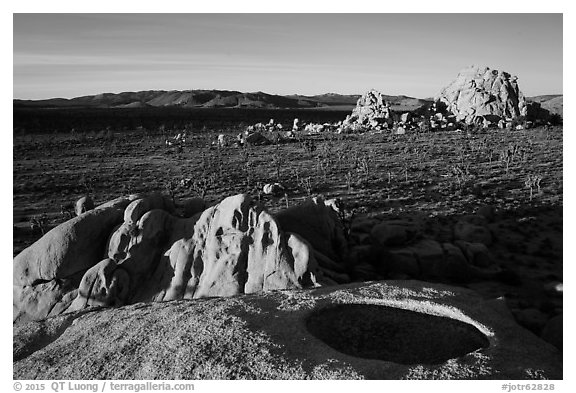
[[13, 88, 562, 102]]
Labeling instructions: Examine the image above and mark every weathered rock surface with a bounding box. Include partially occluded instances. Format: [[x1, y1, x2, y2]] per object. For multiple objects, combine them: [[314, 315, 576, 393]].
[[14, 200, 129, 287], [436, 65, 527, 124], [13, 281, 562, 380], [514, 308, 549, 335], [177, 197, 206, 218], [74, 195, 94, 216], [69, 258, 130, 311], [13, 197, 134, 323], [454, 241, 495, 268], [541, 314, 562, 351], [454, 219, 493, 245], [346, 213, 504, 283], [275, 197, 349, 282], [245, 131, 271, 145], [14, 194, 336, 323], [371, 220, 420, 247], [383, 239, 472, 282]]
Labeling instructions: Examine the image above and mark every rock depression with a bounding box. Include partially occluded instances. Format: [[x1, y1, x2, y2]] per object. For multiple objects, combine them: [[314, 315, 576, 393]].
[[13, 281, 562, 379]]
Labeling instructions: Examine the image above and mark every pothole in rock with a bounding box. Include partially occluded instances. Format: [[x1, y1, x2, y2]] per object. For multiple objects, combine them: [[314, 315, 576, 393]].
[[306, 304, 489, 365]]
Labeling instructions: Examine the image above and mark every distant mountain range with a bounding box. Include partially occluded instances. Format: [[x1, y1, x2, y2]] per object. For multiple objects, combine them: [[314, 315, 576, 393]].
[[13, 90, 562, 117], [13, 90, 431, 112]]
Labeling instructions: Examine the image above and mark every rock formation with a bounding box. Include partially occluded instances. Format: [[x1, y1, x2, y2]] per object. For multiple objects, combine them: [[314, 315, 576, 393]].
[[74, 195, 94, 216], [262, 182, 285, 196], [245, 131, 271, 145], [13, 193, 337, 323], [343, 89, 394, 128], [13, 281, 562, 379], [13, 193, 563, 379], [13, 195, 135, 323], [348, 211, 505, 284], [275, 197, 350, 284], [436, 65, 527, 124]]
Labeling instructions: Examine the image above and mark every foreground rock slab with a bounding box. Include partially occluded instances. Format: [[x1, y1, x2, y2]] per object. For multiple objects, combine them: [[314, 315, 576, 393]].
[[13, 280, 561, 380]]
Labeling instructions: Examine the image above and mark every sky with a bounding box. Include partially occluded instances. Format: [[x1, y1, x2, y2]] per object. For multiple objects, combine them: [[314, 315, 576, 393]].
[[13, 13, 563, 100]]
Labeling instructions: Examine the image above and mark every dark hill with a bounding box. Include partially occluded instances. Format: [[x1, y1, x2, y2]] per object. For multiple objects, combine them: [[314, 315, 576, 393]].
[[14, 89, 428, 111]]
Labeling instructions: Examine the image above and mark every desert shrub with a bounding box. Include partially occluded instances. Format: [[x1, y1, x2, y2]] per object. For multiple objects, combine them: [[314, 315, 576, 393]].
[[271, 144, 285, 182], [301, 139, 317, 153], [191, 175, 216, 200], [30, 214, 49, 235], [79, 173, 95, 195], [298, 176, 314, 196], [524, 174, 543, 201]]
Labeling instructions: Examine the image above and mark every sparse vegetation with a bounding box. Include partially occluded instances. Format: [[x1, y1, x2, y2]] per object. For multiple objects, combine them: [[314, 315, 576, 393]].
[[13, 117, 563, 299], [29, 214, 49, 235], [525, 174, 543, 201], [12, 108, 564, 382]]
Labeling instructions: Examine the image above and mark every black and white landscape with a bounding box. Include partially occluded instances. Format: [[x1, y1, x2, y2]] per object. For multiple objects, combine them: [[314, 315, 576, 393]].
[[12, 13, 563, 380]]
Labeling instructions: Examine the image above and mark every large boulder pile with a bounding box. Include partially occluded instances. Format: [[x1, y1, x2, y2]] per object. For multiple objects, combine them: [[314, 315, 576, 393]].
[[436, 65, 528, 124], [342, 89, 394, 130], [13, 193, 348, 324], [13, 280, 561, 379], [346, 212, 501, 283]]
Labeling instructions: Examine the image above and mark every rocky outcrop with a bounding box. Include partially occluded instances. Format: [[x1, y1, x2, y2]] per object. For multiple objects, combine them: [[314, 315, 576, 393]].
[[454, 219, 493, 245], [245, 131, 271, 145], [13, 281, 562, 379], [347, 212, 503, 283], [541, 314, 562, 351], [371, 220, 421, 247], [13, 197, 135, 323], [343, 90, 394, 128], [436, 65, 527, 124], [74, 195, 94, 216], [275, 197, 350, 284], [14, 194, 339, 323]]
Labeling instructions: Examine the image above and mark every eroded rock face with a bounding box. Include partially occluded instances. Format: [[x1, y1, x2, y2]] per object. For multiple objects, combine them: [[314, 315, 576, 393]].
[[138, 194, 320, 301], [13, 281, 562, 380], [14, 194, 325, 323], [436, 65, 527, 124], [14, 201, 129, 288], [13, 198, 133, 323], [69, 258, 130, 310], [275, 197, 349, 284]]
